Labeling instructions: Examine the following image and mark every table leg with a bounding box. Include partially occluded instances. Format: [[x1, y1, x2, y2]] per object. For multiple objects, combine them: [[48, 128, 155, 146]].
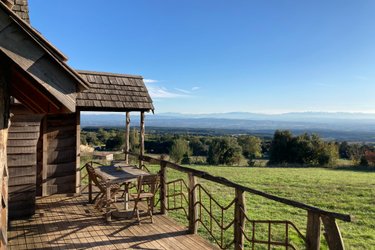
[[124, 183, 129, 210]]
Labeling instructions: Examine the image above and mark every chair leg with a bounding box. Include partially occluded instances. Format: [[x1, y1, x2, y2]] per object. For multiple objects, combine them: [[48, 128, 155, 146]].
[[132, 199, 141, 224], [148, 198, 153, 223]]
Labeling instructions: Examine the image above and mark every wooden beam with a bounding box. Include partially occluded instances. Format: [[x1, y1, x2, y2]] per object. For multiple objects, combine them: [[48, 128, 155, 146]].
[[127, 152, 352, 222], [124, 112, 130, 164], [75, 111, 81, 194], [188, 173, 198, 234], [306, 211, 321, 250], [234, 189, 245, 250], [41, 116, 47, 196], [322, 216, 345, 250], [139, 111, 145, 168]]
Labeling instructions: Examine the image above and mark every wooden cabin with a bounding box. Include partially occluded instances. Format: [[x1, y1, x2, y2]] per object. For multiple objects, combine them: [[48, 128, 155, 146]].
[[0, 0, 154, 248]]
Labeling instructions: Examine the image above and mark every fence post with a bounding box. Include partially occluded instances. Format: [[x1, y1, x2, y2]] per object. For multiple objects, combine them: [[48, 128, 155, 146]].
[[321, 215, 345, 250], [160, 160, 167, 215], [306, 211, 321, 250], [188, 173, 198, 234], [234, 188, 245, 250]]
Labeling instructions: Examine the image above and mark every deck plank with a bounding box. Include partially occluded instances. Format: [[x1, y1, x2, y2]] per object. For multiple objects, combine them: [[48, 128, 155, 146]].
[[8, 194, 218, 250]]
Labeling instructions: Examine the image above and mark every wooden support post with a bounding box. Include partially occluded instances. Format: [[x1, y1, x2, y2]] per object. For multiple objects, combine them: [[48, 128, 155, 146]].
[[306, 211, 321, 250], [322, 216, 345, 250], [88, 162, 93, 203], [42, 116, 48, 197], [234, 188, 246, 250], [139, 111, 145, 168], [188, 173, 198, 234], [75, 111, 81, 195], [124, 112, 130, 164], [160, 160, 167, 215]]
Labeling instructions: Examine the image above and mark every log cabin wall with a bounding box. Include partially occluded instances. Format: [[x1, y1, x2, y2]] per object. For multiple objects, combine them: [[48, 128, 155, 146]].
[[7, 107, 43, 219], [36, 113, 77, 196], [0, 71, 9, 249]]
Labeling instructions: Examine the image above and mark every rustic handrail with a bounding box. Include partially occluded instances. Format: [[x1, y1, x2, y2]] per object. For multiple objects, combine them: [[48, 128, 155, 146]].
[[127, 151, 351, 222]]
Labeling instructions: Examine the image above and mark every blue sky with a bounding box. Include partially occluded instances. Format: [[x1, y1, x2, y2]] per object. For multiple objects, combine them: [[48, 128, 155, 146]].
[[29, 1, 375, 114]]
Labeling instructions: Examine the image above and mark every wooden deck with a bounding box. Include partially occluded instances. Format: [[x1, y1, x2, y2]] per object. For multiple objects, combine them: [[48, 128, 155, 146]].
[[8, 194, 217, 250]]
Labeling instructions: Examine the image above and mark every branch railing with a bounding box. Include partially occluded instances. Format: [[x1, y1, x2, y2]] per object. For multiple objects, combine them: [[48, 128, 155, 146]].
[[126, 152, 351, 249]]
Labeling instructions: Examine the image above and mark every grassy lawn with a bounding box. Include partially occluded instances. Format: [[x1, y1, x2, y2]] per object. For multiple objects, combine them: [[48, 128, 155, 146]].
[[145, 164, 375, 249]]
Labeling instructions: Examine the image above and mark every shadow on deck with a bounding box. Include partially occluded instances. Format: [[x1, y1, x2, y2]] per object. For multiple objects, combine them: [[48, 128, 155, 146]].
[[8, 194, 217, 250]]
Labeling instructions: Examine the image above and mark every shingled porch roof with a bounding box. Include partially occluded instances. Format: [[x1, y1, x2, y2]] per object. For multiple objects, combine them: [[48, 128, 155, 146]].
[[76, 70, 154, 112]]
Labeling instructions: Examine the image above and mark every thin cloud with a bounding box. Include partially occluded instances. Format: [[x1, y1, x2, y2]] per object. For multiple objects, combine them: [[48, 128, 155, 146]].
[[147, 85, 188, 98], [143, 79, 159, 83], [192, 86, 200, 91], [174, 88, 191, 94]]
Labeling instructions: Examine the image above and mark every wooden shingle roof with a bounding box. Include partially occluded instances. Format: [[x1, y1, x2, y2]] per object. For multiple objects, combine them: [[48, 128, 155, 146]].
[[76, 70, 154, 112], [0, 1, 89, 113]]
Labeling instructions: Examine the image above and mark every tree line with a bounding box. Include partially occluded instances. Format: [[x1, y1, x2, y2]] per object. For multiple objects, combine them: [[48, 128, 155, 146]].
[[81, 128, 375, 167]]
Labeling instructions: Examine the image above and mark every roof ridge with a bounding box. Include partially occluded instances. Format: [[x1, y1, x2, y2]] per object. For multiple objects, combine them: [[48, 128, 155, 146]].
[[77, 70, 143, 79]]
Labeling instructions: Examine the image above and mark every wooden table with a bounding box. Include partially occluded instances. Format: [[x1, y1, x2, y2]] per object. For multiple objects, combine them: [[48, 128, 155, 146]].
[[90, 165, 150, 222]]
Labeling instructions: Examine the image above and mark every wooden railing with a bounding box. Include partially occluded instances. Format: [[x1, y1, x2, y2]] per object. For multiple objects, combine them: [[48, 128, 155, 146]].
[[129, 152, 351, 249]]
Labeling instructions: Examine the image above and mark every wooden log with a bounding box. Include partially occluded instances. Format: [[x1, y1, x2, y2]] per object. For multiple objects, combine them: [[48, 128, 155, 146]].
[[159, 161, 167, 215], [139, 111, 145, 168], [7, 153, 36, 167], [8, 165, 35, 177], [7, 145, 36, 154], [322, 216, 345, 250], [9, 175, 35, 186], [234, 188, 245, 250], [42, 117, 47, 196], [75, 111, 80, 194], [188, 173, 198, 234], [306, 211, 321, 250], [124, 112, 130, 164], [129, 152, 351, 222]]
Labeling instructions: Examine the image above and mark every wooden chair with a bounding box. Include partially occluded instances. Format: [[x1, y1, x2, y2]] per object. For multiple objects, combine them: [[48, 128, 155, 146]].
[[130, 174, 160, 224], [85, 163, 121, 210]]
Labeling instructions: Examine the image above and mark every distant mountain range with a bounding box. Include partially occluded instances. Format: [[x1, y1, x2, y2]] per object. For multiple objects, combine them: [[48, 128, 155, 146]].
[[81, 112, 375, 142]]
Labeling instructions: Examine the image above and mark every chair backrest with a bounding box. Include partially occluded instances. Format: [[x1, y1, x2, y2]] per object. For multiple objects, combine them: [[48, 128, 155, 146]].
[[136, 174, 160, 195], [85, 163, 107, 193]]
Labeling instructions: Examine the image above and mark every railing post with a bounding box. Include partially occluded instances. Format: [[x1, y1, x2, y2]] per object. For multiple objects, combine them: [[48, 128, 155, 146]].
[[160, 160, 167, 215], [188, 173, 198, 234], [306, 211, 321, 250], [321, 215, 345, 250], [234, 188, 245, 250], [88, 162, 92, 203]]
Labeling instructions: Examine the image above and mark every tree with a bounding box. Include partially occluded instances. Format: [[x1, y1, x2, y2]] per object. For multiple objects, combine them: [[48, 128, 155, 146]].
[[189, 137, 209, 156], [237, 135, 262, 160], [268, 130, 293, 164], [85, 131, 100, 145], [169, 138, 190, 163], [97, 128, 110, 144], [207, 137, 242, 165], [268, 131, 338, 166], [339, 141, 350, 159], [105, 134, 124, 151]]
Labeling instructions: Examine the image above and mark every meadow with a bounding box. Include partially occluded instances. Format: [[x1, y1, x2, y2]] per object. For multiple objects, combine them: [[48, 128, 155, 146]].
[[145, 164, 375, 249]]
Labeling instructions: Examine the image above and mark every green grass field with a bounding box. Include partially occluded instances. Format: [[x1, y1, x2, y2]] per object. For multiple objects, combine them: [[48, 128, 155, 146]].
[[145, 165, 375, 249]]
